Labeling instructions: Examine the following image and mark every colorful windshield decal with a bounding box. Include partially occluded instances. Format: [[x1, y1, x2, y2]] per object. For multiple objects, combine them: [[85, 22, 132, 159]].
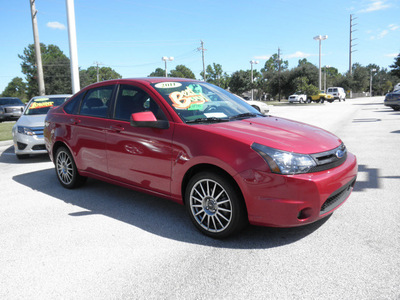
[[169, 87, 209, 110], [29, 101, 54, 110], [155, 82, 182, 89]]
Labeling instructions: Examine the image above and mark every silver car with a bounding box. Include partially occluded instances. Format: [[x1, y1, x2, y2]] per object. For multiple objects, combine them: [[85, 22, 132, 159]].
[[12, 95, 71, 159], [0, 97, 25, 122]]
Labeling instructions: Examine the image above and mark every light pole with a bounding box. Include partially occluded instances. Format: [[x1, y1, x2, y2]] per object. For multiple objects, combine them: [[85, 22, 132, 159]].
[[370, 68, 377, 97], [162, 56, 174, 77], [250, 60, 259, 100], [313, 35, 328, 91]]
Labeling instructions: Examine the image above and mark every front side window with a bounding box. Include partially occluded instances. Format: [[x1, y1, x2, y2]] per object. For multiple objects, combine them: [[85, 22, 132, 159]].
[[80, 86, 114, 118], [151, 81, 261, 123], [114, 85, 166, 121]]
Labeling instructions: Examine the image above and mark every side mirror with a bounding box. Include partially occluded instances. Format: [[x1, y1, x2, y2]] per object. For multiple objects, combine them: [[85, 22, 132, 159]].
[[130, 111, 169, 129]]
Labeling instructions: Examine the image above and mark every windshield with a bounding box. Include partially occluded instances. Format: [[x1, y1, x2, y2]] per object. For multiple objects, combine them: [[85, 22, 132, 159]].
[[0, 98, 23, 105], [25, 97, 68, 115], [151, 81, 263, 123]]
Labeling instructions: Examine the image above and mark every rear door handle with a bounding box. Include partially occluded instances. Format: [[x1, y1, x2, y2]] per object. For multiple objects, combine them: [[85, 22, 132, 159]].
[[109, 125, 125, 132]]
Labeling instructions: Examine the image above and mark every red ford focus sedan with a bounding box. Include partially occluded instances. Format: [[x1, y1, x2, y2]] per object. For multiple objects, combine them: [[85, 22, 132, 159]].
[[44, 78, 357, 238]]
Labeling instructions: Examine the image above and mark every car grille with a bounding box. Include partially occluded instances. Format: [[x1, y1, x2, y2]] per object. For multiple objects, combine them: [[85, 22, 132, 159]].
[[5, 107, 23, 113], [320, 177, 356, 215], [308, 143, 347, 173], [31, 127, 44, 137]]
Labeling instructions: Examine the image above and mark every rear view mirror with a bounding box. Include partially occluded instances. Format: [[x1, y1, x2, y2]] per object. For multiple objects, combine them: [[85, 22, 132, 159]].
[[130, 111, 169, 129]]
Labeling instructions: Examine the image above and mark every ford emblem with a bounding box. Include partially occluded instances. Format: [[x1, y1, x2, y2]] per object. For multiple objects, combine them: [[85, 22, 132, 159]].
[[336, 150, 345, 158]]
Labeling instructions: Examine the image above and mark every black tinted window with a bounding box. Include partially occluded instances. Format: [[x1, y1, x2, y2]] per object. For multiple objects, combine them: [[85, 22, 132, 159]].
[[80, 86, 114, 118], [64, 93, 83, 114], [114, 85, 166, 121]]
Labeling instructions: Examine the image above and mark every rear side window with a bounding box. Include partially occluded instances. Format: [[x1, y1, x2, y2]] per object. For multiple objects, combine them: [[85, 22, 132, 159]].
[[64, 93, 83, 114], [79, 86, 114, 118]]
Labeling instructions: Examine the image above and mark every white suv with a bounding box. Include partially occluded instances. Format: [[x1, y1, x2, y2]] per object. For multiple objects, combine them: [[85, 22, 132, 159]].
[[326, 87, 346, 102]]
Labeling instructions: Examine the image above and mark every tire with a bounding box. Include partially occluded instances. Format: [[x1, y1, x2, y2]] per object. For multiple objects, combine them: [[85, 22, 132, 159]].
[[55, 146, 87, 189], [299, 98, 304, 103], [328, 100, 333, 103], [16, 154, 29, 159], [320, 98, 325, 103], [393, 107, 400, 111], [307, 97, 311, 103], [185, 171, 247, 238]]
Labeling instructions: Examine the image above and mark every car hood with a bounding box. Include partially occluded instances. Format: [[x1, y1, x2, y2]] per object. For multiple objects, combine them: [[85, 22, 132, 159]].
[[16, 114, 46, 127], [201, 116, 341, 154]]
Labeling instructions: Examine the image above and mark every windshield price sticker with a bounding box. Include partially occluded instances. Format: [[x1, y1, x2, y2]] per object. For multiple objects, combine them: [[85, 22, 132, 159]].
[[169, 87, 209, 109], [155, 82, 182, 89], [29, 101, 54, 110]]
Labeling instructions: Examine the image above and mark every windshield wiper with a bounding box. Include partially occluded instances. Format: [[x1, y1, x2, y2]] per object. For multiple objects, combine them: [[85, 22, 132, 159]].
[[229, 112, 263, 120], [186, 117, 230, 124]]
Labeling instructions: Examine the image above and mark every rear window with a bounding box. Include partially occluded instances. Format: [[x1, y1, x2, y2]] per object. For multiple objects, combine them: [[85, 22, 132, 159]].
[[0, 98, 23, 105]]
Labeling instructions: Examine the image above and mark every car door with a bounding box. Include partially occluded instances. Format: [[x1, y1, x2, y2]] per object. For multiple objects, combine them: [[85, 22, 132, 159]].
[[106, 84, 174, 195], [69, 85, 115, 177]]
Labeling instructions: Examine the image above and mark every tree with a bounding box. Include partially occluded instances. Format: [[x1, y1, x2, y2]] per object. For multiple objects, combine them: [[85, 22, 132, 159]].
[[148, 68, 166, 77], [292, 76, 319, 96], [1, 77, 27, 100], [169, 65, 196, 79], [389, 53, 400, 78], [201, 63, 230, 89], [261, 54, 289, 74], [351, 63, 369, 92], [19, 44, 72, 98], [79, 66, 121, 88], [229, 70, 252, 95]]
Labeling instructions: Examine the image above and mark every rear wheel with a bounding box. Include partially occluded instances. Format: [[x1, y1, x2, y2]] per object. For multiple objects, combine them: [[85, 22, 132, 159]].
[[185, 171, 247, 238], [55, 146, 87, 189], [320, 97, 325, 103]]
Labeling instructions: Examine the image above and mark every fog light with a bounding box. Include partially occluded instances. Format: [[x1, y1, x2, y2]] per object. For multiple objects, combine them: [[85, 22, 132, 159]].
[[298, 207, 313, 220]]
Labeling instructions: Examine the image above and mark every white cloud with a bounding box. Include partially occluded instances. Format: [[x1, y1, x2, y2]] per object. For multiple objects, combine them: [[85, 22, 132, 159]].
[[389, 24, 399, 31], [385, 53, 398, 58], [47, 21, 66, 30], [285, 51, 312, 59], [358, 0, 391, 13], [377, 29, 389, 39], [254, 55, 270, 60]]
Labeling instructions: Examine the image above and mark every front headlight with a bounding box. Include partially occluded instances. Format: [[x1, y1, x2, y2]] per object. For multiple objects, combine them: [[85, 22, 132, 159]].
[[17, 126, 35, 136], [251, 143, 316, 175]]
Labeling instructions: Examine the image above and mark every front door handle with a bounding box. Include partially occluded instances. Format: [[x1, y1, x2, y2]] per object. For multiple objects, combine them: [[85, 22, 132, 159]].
[[70, 118, 81, 125]]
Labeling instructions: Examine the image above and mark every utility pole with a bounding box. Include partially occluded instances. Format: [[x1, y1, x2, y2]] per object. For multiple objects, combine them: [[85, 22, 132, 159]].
[[66, 0, 80, 93], [29, 0, 45, 96], [198, 40, 207, 81], [278, 47, 281, 102], [349, 14, 358, 76], [94, 61, 103, 82]]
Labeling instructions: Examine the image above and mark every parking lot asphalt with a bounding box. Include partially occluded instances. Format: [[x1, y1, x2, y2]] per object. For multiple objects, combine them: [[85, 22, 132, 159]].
[[0, 96, 399, 299]]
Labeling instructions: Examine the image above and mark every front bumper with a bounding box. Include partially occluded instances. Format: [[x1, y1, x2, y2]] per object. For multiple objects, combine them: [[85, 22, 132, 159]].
[[235, 152, 357, 227], [13, 131, 47, 155]]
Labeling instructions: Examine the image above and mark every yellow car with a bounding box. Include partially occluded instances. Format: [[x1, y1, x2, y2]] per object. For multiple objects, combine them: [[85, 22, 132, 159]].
[[307, 91, 334, 103]]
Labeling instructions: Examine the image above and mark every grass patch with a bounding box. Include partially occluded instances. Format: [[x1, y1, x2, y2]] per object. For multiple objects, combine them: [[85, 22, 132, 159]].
[[0, 122, 15, 141]]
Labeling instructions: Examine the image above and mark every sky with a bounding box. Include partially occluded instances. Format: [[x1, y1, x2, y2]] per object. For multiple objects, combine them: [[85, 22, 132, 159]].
[[1, 0, 399, 94]]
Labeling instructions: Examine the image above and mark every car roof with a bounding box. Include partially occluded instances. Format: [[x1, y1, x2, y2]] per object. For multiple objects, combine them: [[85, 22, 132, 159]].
[[31, 94, 72, 99]]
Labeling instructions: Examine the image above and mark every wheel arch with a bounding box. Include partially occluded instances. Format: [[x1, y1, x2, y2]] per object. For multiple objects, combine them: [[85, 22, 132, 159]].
[[181, 163, 247, 213]]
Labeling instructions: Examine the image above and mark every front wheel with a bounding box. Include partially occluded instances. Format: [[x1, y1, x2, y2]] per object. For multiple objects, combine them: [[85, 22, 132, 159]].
[[185, 172, 247, 238], [55, 146, 87, 189]]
